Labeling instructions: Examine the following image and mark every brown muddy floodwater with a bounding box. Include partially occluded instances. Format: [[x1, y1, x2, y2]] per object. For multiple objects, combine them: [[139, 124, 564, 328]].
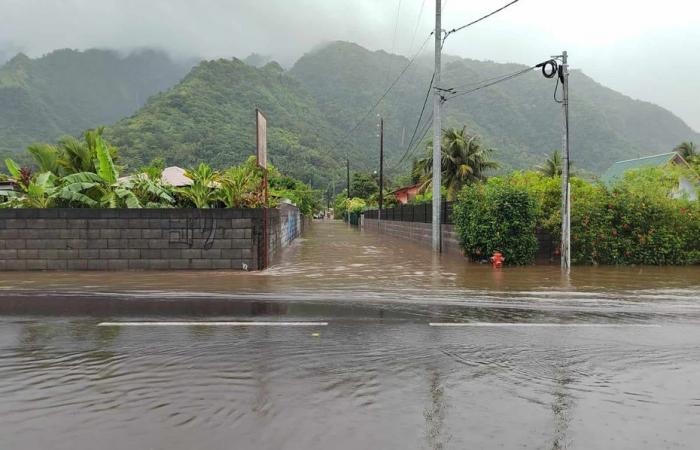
[[0, 221, 699, 449]]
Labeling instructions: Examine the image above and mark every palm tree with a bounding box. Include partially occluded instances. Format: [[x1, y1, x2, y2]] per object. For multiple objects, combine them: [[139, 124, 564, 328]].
[[414, 127, 498, 200], [674, 142, 696, 160], [26, 143, 61, 174], [24, 127, 114, 176], [537, 150, 563, 177]]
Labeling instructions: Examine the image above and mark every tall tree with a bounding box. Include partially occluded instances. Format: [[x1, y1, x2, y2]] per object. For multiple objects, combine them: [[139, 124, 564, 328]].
[[536, 150, 563, 177], [414, 127, 498, 201], [350, 172, 379, 200]]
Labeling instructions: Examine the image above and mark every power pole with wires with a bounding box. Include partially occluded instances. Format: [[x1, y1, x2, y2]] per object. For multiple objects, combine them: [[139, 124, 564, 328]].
[[346, 158, 351, 199], [378, 117, 384, 222], [431, 0, 442, 253], [560, 51, 571, 271]]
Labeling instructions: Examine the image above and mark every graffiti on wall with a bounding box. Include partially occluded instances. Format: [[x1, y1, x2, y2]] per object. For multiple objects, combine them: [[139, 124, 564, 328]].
[[168, 214, 218, 250]]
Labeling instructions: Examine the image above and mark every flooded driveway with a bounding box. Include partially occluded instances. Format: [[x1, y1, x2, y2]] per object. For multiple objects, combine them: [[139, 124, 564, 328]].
[[1, 221, 699, 449]]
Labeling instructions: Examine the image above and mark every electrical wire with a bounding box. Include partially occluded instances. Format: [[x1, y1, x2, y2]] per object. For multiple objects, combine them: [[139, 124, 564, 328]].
[[443, 0, 522, 41], [408, 0, 427, 54], [389, 112, 434, 171], [390, 0, 403, 55], [340, 32, 433, 158], [397, 72, 435, 166], [444, 64, 538, 101]]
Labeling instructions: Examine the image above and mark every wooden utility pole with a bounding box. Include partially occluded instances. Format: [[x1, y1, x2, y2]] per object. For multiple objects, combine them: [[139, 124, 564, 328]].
[[379, 117, 384, 222], [346, 158, 351, 199], [431, 0, 442, 252]]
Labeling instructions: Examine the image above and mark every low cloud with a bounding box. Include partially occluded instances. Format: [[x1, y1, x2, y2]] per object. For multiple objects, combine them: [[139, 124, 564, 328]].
[[1, 0, 698, 130]]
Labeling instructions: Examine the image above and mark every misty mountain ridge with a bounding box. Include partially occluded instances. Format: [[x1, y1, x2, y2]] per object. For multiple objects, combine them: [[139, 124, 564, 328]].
[[0, 47, 193, 159], [1, 41, 697, 187]]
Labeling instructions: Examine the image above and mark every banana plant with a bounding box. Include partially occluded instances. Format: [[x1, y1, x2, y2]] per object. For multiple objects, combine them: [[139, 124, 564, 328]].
[[217, 165, 258, 208], [131, 174, 175, 208], [179, 163, 220, 208], [58, 135, 141, 208]]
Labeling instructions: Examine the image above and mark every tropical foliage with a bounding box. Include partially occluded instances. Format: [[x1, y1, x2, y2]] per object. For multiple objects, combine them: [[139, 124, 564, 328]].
[[413, 127, 498, 201], [453, 182, 539, 265], [0, 131, 320, 214], [536, 150, 563, 177], [452, 165, 699, 266]]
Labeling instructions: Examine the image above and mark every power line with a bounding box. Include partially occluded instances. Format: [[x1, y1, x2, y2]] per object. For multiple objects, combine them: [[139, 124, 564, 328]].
[[443, 0, 522, 41], [392, 72, 435, 169], [408, 0, 428, 54], [384, 0, 404, 88], [448, 66, 535, 91], [390, 111, 434, 171], [390, 0, 403, 55], [340, 33, 433, 156], [444, 64, 538, 101]]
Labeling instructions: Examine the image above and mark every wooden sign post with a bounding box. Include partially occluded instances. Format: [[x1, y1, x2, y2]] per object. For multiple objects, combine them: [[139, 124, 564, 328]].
[[256, 109, 269, 269]]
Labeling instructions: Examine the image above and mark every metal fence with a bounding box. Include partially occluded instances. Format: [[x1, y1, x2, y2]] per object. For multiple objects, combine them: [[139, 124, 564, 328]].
[[363, 201, 455, 225]]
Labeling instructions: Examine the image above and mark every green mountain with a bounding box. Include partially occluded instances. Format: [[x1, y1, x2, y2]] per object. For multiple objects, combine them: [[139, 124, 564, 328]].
[[106, 59, 344, 187], [0, 48, 192, 160], [289, 41, 700, 174], [3, 41, 697, 189]]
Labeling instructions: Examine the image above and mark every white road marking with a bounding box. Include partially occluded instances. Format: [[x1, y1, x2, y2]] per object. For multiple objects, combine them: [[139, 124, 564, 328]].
[[98, 321, 328, 327], [429, 322, 661, 328]]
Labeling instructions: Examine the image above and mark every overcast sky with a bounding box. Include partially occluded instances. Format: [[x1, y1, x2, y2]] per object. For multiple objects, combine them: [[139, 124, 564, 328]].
[[1, 0, 698, 131]]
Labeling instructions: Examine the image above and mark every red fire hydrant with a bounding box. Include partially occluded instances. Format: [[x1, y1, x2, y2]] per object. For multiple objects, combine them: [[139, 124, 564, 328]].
[[490, 251, 505, 269]]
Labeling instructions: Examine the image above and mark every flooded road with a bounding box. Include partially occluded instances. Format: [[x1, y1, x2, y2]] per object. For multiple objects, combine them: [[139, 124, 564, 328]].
[[1, 221, 699, 449]]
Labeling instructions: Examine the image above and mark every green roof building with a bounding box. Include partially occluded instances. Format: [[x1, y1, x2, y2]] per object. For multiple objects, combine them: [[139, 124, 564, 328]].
[[600, 152, 687, 185], [600, 152, 697, 200]]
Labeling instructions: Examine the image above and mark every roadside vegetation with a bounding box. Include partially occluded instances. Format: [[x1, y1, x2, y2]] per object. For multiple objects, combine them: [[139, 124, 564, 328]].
[[348, 128, 699, 266], [0, 128, 321, 215]]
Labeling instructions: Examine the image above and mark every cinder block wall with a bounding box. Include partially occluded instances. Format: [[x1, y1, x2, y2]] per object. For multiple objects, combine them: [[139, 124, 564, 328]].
[[268, 203, 302, 258], [0, 207, 301, 271], [362, 218, 462, 255]]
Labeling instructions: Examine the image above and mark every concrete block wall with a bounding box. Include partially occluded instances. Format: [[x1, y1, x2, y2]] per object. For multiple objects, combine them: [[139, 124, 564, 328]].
[[0, 207, 300, 271], [362, 218, 462, 256], [267, 203, 303, 260]]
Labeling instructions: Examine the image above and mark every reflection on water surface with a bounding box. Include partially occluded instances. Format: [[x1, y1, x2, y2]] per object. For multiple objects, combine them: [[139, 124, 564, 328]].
[[0, 222, 699, 449]]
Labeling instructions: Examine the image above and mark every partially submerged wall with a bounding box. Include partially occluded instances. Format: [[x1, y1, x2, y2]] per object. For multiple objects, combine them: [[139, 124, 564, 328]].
[[362, 218, 462, 255], [363, 217, 556, 263], [0, 207, 302, 271]]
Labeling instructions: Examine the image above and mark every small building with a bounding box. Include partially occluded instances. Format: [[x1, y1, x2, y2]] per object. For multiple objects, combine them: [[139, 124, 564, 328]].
[[600, 152, 697, 200], [391, 183, 422, 205], [161, 166, 192, 187], [0, 180, 18, 193]]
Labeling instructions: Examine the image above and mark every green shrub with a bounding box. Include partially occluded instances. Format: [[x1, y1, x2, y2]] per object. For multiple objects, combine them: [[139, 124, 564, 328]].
[[453, 182, 538, 265], [571, 167, 700, 265]]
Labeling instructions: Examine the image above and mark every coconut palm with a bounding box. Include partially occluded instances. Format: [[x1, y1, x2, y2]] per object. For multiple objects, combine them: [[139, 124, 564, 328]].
[[674, 142, 696, 160], [414, 127, 498, 200], [537, 150, 563, 177], [26, 143, 61, 174]]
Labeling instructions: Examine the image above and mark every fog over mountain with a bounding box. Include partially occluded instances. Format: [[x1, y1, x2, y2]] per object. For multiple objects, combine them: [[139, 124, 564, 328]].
[[1, 0, 698, 130]]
